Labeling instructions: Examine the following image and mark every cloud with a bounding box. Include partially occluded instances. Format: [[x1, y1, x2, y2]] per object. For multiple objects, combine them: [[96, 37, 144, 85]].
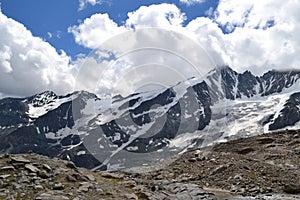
[[212, 0, 300, 74], [126, 4, 186, 28], [179, 0, 206, 6], [78, 0, 108, 11], [70, 0, 300, 90], [0, 11, 75, 98], [68, 13, 126, 49], [69, 4, 187, 49], [69, 4, 216, 97], [3, 1, 300, 98]]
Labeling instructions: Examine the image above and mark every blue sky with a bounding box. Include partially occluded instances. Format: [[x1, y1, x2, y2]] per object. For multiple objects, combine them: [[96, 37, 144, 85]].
[[1, 0, 218, 59], [0, 0, 299, 98]]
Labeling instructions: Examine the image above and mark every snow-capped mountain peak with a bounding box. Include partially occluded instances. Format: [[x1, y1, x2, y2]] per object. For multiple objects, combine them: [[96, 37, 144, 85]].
[[1, 66, 300, 170]]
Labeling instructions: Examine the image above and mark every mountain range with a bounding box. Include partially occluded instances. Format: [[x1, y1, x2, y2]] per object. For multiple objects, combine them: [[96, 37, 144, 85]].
[[1, 66, 300, 170]]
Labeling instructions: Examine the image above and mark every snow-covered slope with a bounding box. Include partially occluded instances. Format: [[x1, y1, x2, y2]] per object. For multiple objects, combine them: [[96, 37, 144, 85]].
[[1, 66, 300, 170]]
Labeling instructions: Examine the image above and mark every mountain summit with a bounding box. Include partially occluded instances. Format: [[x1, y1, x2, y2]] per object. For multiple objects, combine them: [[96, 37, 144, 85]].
[[1, 67, 300, 170]]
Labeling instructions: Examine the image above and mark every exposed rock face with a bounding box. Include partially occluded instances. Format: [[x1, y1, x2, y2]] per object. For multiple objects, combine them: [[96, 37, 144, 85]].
[[0, 67, 300, 170], [269, 92, 300, 130]]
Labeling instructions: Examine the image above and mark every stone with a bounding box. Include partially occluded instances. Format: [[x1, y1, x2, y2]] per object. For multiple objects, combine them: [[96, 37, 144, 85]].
[[283, 184, 300, 194], [100, 172, 124, 179], [53, 183, 64, 190], [25, 164, 40, 173], [11, 162, 25, 169], [257, 137, 274, 144], [66, 162, 76, 169], [3, 153, 10, 158], [238, 147, 256, 154], [196, 155, 207, 161], [188, 158, 197, 162], [10, 156, 30, 164], [37, 170, 50, 179], [35, 193, 69, 200], [77, 185, 89, 193], [66, 174, 76, 182], [0, 174, 11, 179], [85, 174, 95, 181], [13, 183, 21, 190], [34, 185, 44, 190], [0, 166, 15, 171], [42, 164, 52, 173], [124, 193, 138, 200], [210, 165, 228, 175]]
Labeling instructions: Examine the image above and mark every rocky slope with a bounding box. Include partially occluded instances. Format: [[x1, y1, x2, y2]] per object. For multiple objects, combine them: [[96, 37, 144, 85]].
[[132, 129, 300, 199], [0, 130, 299, 200]]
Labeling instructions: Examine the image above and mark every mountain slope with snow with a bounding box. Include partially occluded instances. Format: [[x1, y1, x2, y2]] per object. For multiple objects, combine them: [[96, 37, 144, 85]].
[[0, 66, 300, 170]]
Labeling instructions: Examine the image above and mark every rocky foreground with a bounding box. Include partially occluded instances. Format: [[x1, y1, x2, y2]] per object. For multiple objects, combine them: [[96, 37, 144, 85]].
[[0, 130, 300, 199]]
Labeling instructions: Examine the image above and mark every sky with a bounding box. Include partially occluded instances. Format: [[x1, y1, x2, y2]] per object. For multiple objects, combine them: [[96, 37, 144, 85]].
[[0, 0, 300, 98]]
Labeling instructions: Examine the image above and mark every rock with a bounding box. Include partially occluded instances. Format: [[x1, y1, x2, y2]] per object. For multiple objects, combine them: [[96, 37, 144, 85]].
[[124, 193, 138, 200], [77, 185, 89, 193], [79, 182, 92, 187], [42, 164, 52, 173], [210, 165, 228, 175], [37, 170, 50, 179], [196, 155, 207, 161], [3, 153, 10, 158], [283, 184, 300, 194], [34, 185, 44, 190], [11, 163, 25, 169], [66, 162, 76, 169], [25, 164, 40, 173], [29, 173, 37, 177], [100, 172, 124, 179], [163, 183, 215, 200], [35, 193, 69, 200], [0, 174, 11, 179], [70, 172, 87, 181], [188, 158, 197, 162], [234, 174, 243, 180], [238, 147, 256, 154], [66, 174, 76, 182], [257, 137, 274, 144], [13, 183, 21, 190], [0, 166, 15, 171], [85, 174, 95, 181], [10, 156, 30, 164], [53, 183, 64, 190]]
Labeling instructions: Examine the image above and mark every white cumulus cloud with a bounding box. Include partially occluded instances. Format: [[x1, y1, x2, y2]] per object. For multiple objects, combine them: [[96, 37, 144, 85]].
[[69, 4, 216, 97], [3, 1, 300, 98], [213, 0, 300, 74], [0, 11, 75, 98], [69, 0, 300, 88], [78, 0, 108, 11], [68, 13, 126, 49]]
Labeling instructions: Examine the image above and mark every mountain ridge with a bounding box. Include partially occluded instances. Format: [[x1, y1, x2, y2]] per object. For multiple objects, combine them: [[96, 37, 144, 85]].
[[1, 66, 300, 170]]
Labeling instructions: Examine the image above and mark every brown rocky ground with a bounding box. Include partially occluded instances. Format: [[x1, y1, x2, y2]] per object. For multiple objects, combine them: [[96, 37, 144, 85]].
[[0, 129, 300, 199], [132, 129, 300, 199]]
